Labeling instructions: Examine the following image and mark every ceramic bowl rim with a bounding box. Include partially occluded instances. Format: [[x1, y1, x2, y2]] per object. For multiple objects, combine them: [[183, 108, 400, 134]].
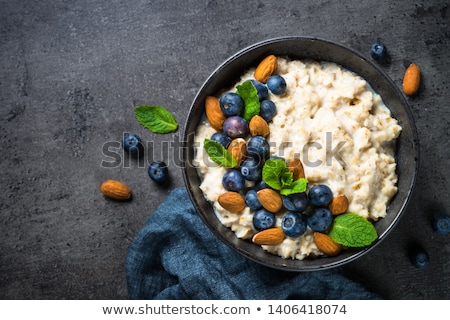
[[181, 36, 419, 271]]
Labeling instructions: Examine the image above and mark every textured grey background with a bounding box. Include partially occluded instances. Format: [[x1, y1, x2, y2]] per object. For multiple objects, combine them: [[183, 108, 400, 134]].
[[0, 0, 449, 299]]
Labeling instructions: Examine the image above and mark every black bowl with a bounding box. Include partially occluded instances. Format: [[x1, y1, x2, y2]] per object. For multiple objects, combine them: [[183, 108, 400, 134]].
[[181, 37, 419, 271]]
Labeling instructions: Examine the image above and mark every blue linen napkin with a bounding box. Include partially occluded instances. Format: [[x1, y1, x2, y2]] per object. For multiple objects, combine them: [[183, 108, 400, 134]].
[[125, 187, 381, 299]]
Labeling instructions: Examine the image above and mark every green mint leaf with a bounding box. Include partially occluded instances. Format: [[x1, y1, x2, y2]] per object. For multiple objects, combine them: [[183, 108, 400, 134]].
[[328, 213, 378, 247], [203, 138, 237, 168], [279, 178, 308, 196], [263, 159, 308, 195], [281, 171, 294, 188], [134, 105, 178, 134], [236, 80, 260, 122], [262, 159, 288, 190]]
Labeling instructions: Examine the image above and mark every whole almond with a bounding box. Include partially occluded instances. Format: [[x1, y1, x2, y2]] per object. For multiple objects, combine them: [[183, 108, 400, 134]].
[[218, 191, 246, 213], [329, 194, 349, 215], [402, 63, 421, 96], [254, 55, 278, 83], [249, 115, 270, 137], [205, 96, 226, 131], [287, 158, 305, 180], [313, 232, 342, 256], [100, 180, 131, 200], [252, 227, 285, 245], [257, 188, 283, 213], [227, 138, 247, 167]]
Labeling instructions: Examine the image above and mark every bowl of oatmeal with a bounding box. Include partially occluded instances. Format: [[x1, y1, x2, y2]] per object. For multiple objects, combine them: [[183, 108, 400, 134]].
[[182, 37, 418, 271]]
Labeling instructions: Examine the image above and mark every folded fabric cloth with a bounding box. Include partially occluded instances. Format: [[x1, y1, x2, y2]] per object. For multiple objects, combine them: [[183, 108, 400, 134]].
[[126, 187, 381, 300]]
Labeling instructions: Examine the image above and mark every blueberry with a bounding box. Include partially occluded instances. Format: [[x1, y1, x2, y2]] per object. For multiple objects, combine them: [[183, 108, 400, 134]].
[[267, 75, 286, 95], [269, 155, 286, 163], [282, 196, 296, 211], [253, 180, 271, 191], [282, 212, 307, 237], [223, 116, 249, 139], [308, 184, 333, 207], [245, 189, 262, 210], [210, 132, 232, 148], [253, 208, 276, 231], [370, 42, 387, 61], [250, 79, 269, 101], [260, 100, 277, 122], [307, 208, 333, 232], [431, 213, 450, 234], [247, 136, 270, 160], [123, 133, 143, 155], [148, 161, 169, 184], [410, 247, 430, 269], [222, 169, 245, 192], [219, 92, 244, 116], [241, 157, 262, 181], [283, 193, 309, 212]]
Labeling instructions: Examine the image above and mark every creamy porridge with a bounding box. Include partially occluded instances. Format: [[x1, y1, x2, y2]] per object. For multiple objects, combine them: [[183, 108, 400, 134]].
[[194, 56, 401, 260]]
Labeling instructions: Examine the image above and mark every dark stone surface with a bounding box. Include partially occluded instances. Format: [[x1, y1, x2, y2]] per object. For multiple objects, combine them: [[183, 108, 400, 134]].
[[0, 0, 448, 299]]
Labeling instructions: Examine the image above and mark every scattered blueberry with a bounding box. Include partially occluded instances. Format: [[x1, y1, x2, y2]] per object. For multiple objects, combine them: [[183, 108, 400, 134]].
[[123, 133, 143, 155], [282, 212, 307, 237], [431, 213, 450, 234], [210, 132, 232, 148], [260, 100, 277, 122], [410, 247, 430, 269], [308, 184, 333, 207], [370, 42, 387, 61], [307, 207, 333, 232], [253, 208, 276, 230], [148, 161, 169, 184], [247, 135, 270, 160], [250, 79, 269, 101], [267, 75, 286, 95], [223, 116, 249, 139], [241, 157, 262, 181], [222, 169, 245, 192], [219, 92, 244, 116], [283, 192, 309, 212], [245, 189, 262, 210]]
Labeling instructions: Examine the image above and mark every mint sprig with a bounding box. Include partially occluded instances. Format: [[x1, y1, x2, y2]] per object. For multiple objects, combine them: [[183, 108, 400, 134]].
[[203, 138, 238, 168], [134, 105, 178, 134], [236, 80, 260, 122], [262, 159, 308, 195], [328, 213, 378, 247], [262, 159, 287, 190], [279, 178, 308, 196]]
